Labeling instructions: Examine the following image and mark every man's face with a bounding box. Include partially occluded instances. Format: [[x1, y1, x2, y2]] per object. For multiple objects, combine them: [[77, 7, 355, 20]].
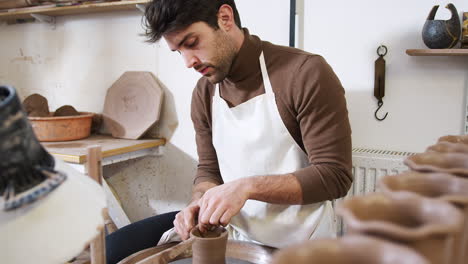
[[164, 22, 237, 84]]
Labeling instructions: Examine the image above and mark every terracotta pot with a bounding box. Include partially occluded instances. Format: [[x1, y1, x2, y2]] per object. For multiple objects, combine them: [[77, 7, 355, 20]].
[[271, 235, 428, 264], [404, 152, 468, 177], [29, 112, 94, 142], [337, 192, 463, 264], [191, 226, 228, 264]]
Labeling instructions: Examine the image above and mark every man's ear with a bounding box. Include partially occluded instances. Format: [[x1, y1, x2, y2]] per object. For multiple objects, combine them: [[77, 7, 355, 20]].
[[217, 4, 236, 31]]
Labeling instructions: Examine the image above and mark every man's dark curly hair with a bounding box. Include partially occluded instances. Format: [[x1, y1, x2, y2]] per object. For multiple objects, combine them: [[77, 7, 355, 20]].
[[143, 0, 242, 43]]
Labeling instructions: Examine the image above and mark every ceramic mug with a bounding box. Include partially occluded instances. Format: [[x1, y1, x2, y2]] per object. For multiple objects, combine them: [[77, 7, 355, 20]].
[[337, 192, 463, 264]]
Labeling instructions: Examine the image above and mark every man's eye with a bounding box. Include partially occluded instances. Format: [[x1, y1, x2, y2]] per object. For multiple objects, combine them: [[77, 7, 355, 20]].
[[186, 40, 198, 48]]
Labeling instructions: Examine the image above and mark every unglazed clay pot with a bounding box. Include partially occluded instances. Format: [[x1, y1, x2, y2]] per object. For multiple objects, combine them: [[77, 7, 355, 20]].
[[191, 226, 228, 264], [438, 135, 468, 144], [404, 152, 468, 177], [337, 192, 463, 264], [379, 171, 468, 264], [22, 93, 50, 117], [426, 141, 468, 155], [271, 235, 428, 264], [132, 226, 229, 264]]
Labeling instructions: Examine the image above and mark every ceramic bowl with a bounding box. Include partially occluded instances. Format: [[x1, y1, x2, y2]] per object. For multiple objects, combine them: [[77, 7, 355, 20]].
[[271, 235, 429, 264], [438, 135, 468, 144], [337, 192, 463, 264], [404, 152, 468, 177], [29, 112, 94, 142], [426, 141, 468, 155], [379, 171, 468, 264]]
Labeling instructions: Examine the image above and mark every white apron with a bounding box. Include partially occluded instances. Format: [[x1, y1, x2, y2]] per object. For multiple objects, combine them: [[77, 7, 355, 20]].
[[212, 52, 336, 248]]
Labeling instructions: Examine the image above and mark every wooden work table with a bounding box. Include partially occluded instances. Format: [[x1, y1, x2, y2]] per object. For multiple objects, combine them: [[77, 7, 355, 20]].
[[41, 134, 166, 229]]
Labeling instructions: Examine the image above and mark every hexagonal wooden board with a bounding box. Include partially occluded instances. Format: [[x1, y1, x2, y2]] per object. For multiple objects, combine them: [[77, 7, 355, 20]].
[[103, 72, 163, 139]]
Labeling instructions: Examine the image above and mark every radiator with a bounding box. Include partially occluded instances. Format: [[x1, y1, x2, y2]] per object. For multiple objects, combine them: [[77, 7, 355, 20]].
[[334, 147, 417, 236]]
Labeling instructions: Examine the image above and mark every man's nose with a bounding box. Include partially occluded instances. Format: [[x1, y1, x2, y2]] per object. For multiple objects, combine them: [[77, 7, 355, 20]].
[[182, 52, 199, 69]]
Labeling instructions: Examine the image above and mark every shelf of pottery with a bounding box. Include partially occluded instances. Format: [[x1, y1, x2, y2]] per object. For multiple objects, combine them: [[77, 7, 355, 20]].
[[406, 7, 468, 135], [0, 0, 149, 24], [269, 134, 468, 264], [23, 71, 165, 230]]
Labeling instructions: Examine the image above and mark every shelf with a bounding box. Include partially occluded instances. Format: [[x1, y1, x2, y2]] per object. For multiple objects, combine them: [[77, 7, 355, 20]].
[[42, 134, 165, 164], [406, 48, 468, 135], [0, 0, 149, 22], [406, 49, 468, 56]]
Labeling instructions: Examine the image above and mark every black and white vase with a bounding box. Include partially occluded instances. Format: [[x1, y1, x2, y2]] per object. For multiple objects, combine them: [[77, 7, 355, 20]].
[[422, 3, 461, 49]]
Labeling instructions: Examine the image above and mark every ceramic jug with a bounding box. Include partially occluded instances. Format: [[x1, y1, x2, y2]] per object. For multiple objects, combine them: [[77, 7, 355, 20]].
[[271, 235, 428, 264], [337, 192, 463, 264], [422, 3, 461, 49], [380, 171, 468, 264]]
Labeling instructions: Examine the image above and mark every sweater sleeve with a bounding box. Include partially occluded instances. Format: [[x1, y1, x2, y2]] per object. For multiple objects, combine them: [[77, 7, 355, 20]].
[[291, 56, 353, 204], [191, 80, 224, 186]]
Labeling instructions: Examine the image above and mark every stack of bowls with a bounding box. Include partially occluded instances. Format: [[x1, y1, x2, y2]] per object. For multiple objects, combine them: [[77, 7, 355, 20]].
[[272, 134, 468, 264]]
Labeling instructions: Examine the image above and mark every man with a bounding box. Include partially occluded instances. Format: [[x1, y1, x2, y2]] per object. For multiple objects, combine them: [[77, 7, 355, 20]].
[[106, 0, 352, 262]]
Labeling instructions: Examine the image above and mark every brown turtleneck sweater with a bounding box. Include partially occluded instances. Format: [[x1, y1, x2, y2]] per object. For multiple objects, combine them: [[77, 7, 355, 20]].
[[191, 29, 352, 204]]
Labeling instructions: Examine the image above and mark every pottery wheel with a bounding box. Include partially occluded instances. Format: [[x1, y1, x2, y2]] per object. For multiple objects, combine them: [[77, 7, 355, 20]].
[[118, 240, 276, 264], [171, 258, 253, 263]]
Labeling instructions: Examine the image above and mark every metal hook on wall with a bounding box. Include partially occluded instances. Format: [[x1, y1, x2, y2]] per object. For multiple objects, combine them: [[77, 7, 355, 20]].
[[374, 99, 388, 121], [374, 45, 388, 121]]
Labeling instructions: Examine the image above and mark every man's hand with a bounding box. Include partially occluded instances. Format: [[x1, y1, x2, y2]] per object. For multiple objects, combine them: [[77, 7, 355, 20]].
[[173, 201, 199, 240], [197, 179, 250, 232]]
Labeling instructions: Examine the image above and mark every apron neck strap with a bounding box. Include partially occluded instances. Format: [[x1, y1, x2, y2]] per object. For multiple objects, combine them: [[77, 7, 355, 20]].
[[215, 51, 273, 98], [259, 52, 273, 95]]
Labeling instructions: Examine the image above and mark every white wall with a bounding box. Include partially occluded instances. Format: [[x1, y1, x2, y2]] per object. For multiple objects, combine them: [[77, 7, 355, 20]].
[[1, 0, 467, 220], [302, 0, 468, 152]]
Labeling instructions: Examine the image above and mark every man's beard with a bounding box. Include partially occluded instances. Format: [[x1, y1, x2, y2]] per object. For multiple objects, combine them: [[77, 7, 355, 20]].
[[203, 30, 237, 84]]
